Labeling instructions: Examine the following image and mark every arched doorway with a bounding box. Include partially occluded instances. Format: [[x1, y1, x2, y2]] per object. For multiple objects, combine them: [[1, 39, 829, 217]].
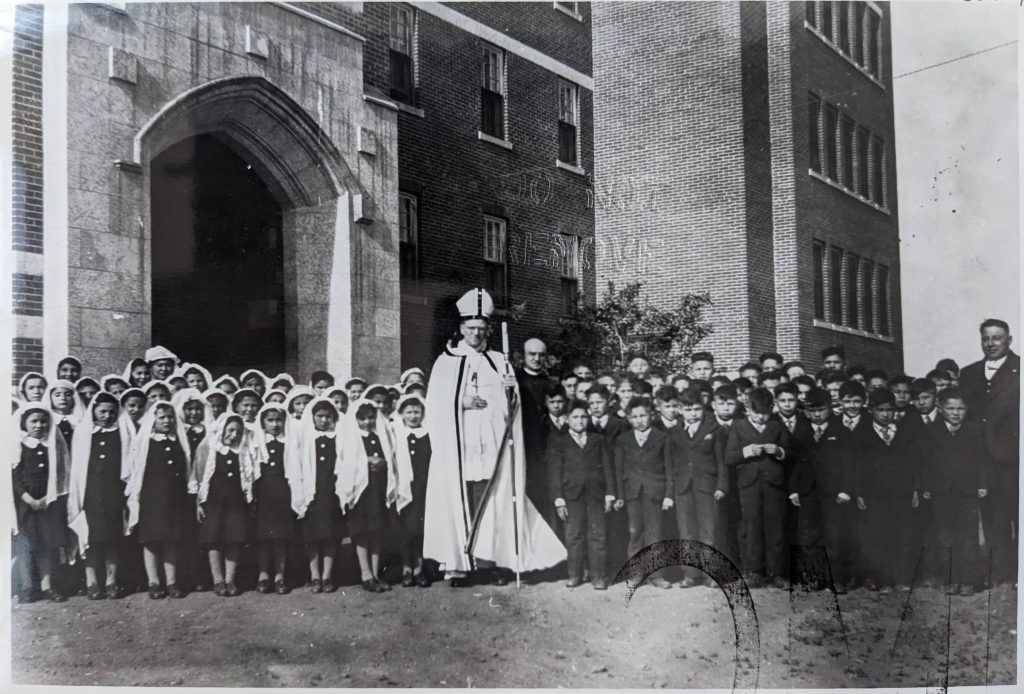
[[150, 134, 285, 376]]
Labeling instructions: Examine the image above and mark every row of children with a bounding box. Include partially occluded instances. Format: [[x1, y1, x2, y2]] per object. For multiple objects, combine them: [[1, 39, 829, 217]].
[[529, 346, 998, 595], [12, 347, 437, 602]]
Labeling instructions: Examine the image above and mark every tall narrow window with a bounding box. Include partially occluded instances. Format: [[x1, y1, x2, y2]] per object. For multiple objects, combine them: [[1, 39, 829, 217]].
[[805, 1, 817, 27], [867, 10, 881, 78], [862, 259, 874, 333], [841, 115, 855, 187], [483, 216, 508, 307], [872, 136, 885, 205], [813, 241, 826, 320], [829, 247, 843, 323], [558, 81, 579, 165], [808, 94, 822, 173], [853, 2, 866, 66], [825, 105, 839, 181], [838, 1, 849, 53], [877, 265, 890, 336], [559, 234, 579, 315], [845, 253, 859, 329], [822, 0, 833, 40], [389, 5, 415, 104], [481, 45, 506, 140], [398, 193, 418, 282], [856, 126, 870, 196]]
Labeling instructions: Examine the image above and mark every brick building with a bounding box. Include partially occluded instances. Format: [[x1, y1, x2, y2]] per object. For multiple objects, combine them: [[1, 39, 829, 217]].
[[3, 1, 595, 386], [591, 1, 903, 374]]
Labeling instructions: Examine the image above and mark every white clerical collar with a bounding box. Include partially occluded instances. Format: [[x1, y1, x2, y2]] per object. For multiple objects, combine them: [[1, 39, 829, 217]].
[[151, 433, 176, 441], [93, 425, 118, 434], [456, 340, 487, 357], [316, 431, 337, 439], [524, 367, 542, 377], [21, 435, 44, 449]]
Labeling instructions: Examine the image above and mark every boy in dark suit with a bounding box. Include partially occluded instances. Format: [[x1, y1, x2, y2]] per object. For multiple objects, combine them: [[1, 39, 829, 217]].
[[838, 381, 871, 434], [711, 384, 742, 568], [669, 386, 727, 587], [587, 386, 629, 442], [613, 397, 674, 589], [852, 388, 920, 593], [787, 388, 856, 592], [725, 387, 791, 588], [918, 388, 989, 595], [652, 386, 682, 432], [529, 384, 568, 532], [773, 382, 811, 438], [548, 400, 616, 590]]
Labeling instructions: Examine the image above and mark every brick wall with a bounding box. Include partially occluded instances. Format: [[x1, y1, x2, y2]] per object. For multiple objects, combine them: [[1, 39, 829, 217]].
[[12, 273, 43, 317], [13, 338, 44, 382]]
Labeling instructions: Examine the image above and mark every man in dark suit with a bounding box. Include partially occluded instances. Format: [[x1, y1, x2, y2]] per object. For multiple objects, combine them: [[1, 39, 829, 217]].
[[613, 397, 673, 589], [958, 318, 1019, 585], [548, 401, 616, 590], [725, 387, 792, 588], [669, 386, 727, 587]]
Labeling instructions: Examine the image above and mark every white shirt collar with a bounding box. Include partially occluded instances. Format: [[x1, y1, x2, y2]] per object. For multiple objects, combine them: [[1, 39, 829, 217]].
[[569, 430, 587, 447], [594, 414, 608, 428], [405, 426, 429, 439], [873, 421, 895, 438], [92, 425, 118, 434], [716, 416, 732, 427], [748, 418, 766, 433], [923, 409, 938, 423], [985, 355, 1008, 371], [21, 435, 44, 449], [662, 418, 679, 429], [549, 414, 566, 427], [686, 421, 701, 436], [264, 432, 285, 443], [634, 428, 651, 445], [945, 421, 962, 434], [151, 433, 176, 441], [315, 431, 337, 440], [215, 442, 239, 455]]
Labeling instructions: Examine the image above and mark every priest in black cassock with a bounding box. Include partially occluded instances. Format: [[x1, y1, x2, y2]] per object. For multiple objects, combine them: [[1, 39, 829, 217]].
[[516, 338, 553, 523]]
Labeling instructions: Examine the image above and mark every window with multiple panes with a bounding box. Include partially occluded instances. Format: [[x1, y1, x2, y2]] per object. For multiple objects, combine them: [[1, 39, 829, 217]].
[[813, 240, 826, 320], [808, 2, 884, 81], [856, 126, 870, 196], [807, 92, 887, 207], [829, 247, 843, 323], [821, 1, 833, 40], [867, 9, 881, 79], [805, 1, 817, 27], [398, 193, 418, 282], [558, 81, 579, 165], [825, 105, 839, 181], [845, 253, 859, 329], [483, 216, 508, 307], [558, 234, 579, 315], [389, 5, 415, 104], [808, 94, 822, 173], [877, 265, 890, 335], [862, 259, 874, 333], [481, 45, 506, 140], [554, 1, 578, 13], [853, 2, 866, 65], [838, 1, 849, 54], [872, 136, 885, 205], [840, 115, 855, 187]]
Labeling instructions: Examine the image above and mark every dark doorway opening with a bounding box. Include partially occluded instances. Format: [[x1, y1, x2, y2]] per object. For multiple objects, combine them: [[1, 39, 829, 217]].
[[151, 134, 285, 376]]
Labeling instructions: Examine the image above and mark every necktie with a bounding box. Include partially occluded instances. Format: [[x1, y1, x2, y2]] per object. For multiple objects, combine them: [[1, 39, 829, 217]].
[[881, 426, 893, 445], [813, 426, 824, 443]]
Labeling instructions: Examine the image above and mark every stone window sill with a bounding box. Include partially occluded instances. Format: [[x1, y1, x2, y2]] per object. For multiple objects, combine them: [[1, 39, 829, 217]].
[[555, 159, 586, 176], [808, 169, 889, 215], [553, 3, 583, 22], [813, 319, 894, 343], [396, 102, 425, 118], [478, 131, 513, 151]]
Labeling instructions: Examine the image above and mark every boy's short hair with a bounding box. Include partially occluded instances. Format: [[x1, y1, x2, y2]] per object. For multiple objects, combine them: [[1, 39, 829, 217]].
[[690, 379, 712, 395], [839, 381, 866, 400], [759, 352, 784, 364], [822, 371, 848, 386], [690, 351, 714, 364], [888, 374, 914, 388], [543, 384, 568, 400], [910, 377, 937, 397], [979, 318, 1010, 334], [654, 385, 679, 403], [821, 346, 845, 359], [625, 396, 652, 414], [710, 375, 732, 389], [782, 360, 804, 373], [757, 370, 783, 385], [566, 399, 590, 415], [633, 380, 654, 396], [714, 384, 738, 401], [669, 373, 690, 386], [773, 382, 798, 398], [867, 388, 896, 408], [586, 385, 611, 400], [747, 388, 775, 414], [793, 374, 816, 389], [732, 377, 754, 390], [738, 361, 762, 375], [845, 365, 867, 379], [865, 369, 889, 382], [935, 358, 960, 376], [310, 370, 334, 385], [678, 386, 705, 407], [560, 371, 578, 382], [926, 368, 952, 382], [804, 388, 832, 409], [937, 387, 966, 405]]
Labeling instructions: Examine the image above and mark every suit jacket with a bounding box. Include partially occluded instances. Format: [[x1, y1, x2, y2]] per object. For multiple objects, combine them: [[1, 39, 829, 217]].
[[724, 418, 791, 489], [788, 416, 852, 496], [774, 411, 813, 445], [589, 412, 630, 443], [850, 423, 918, 501], [918, 420, 989, 496], [613, 427, 673, 501], [667, 418, 728, 495], [898, 408, 940, 447], [516, 368, 552, 456], [959, 350, 1020, 465], [547, 431, 615, 502]]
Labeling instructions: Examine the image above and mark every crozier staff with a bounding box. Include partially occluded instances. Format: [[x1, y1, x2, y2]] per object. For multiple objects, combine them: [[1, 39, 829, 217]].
[[423, 288, 565, 586]]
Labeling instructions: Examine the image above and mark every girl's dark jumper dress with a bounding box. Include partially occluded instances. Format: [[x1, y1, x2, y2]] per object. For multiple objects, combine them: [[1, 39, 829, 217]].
[[302, 435, 345, 542], [13, 442, 69, 550], [401, 432, 432, 534], [347, 432, 389, 537], [198, 450, 250, 544], [83, 428, 126, 545], [55, 417, 74, 449], [185, 426, 206, 460], [254, 438, 295, 540], [136, 437, 191, 544]]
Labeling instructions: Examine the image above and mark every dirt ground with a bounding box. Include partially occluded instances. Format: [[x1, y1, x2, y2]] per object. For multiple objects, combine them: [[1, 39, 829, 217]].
[[11, 576, 1017, 688]]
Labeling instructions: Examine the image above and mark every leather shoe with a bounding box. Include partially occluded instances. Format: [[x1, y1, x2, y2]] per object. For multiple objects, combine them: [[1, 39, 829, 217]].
[[275, 578, 290, 595], [107, 585, 127, 600], [148, 584, 166, 600], [494, 575, 509, 586], [256, 579, 273, 594], [566, 577, 583, 588], [448, 576, 467, 588], [225, 582, 239, 597], [87, 584, 106, 600], [402, 573, 416, 587], [19, 589, 42, 604], [416, 573, 431, 588], [43, 588, 67, 603], [167, 583, 186, 599], [592, 579, 609, 591], [213, 582, 227, 597], [362, 579, 386, 593], [322, 580, 337, 593], [310, 578, 322, 594], [958, 583, 976, 597]]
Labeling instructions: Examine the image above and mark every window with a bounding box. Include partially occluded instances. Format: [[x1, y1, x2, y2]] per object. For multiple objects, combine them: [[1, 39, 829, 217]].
[[558, 81, 579, 165], [825, 105, 839, 181], [554, 1, 578, 13], [483, 216, 508, 307], [845, 253, 859, 329], [840, 115, 855, 187], [813, 241, 826, 320], [862, 259, 874, 333], [389, 5, 415, 104], [398, 193, 418, 282], [559, 234, 579, 315], [805, 1, 817, 28], [481, 45, 506, 140], [853, 2, 866, 65], [877, 265, 890, 336], [808, 94, 822, 173], [867, 9, 881, 78], [872, 136, 885, 205], [856, 126, 870, 196], [829, 248, 843, 323], [838, 1, 849, 54], [822, 0, 833, 40]]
